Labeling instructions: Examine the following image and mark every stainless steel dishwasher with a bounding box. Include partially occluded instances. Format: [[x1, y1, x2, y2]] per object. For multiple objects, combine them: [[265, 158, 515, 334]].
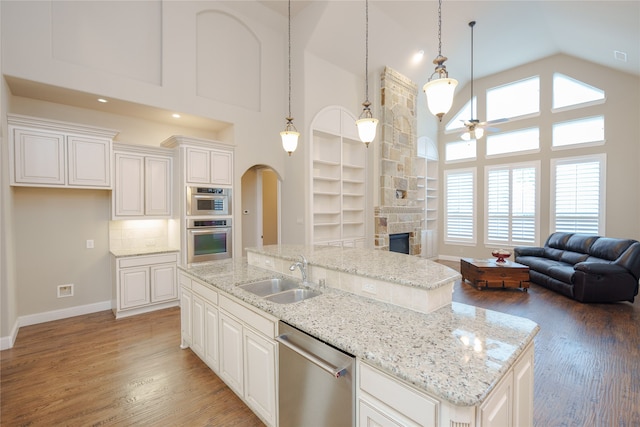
[[276, 321, 355, 427]]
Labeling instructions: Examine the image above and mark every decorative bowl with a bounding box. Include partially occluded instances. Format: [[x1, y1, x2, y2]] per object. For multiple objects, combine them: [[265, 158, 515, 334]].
[[491, 249, 511, 263]]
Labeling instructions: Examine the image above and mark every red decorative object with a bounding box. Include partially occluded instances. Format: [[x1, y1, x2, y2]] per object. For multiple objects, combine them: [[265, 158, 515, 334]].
[[492, 250, 511, 263]]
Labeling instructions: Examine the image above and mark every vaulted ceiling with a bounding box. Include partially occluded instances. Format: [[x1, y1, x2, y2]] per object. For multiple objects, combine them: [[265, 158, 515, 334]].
[[259, 0, 640, 88]]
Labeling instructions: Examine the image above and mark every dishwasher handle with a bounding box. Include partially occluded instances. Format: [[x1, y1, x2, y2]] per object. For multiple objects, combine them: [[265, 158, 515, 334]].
[[276, 334, 348, 378]]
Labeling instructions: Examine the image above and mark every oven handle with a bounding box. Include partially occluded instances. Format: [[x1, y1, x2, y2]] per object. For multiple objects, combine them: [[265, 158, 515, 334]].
[[188, 227, 231, 233]]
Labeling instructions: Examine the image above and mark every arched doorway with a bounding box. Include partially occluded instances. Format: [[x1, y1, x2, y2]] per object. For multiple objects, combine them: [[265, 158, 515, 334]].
[[240, 165, 280, 256]]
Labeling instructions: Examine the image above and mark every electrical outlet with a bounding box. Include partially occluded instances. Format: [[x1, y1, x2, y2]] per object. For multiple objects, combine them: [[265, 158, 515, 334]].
[[57, 284, 74, 298], [86, 239, 94, 249], [362, 283, 377, 294]]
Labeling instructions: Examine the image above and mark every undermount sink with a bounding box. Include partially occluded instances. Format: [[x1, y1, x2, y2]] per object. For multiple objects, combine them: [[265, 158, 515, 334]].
[[265, 288, 322, 304], [239, 278, 321, 304], [239, 278, 300, 297]]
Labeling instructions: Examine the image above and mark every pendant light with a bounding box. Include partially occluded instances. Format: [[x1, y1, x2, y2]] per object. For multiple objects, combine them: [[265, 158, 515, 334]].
[[461, 21, 483, 141], [280, 0, 299, 156], [355, 0, 378, 147], [423, 0, 458, 121]]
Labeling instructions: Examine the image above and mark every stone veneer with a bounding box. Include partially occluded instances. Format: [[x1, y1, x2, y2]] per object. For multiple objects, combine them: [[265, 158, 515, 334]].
[[375, 67, 424, 255]]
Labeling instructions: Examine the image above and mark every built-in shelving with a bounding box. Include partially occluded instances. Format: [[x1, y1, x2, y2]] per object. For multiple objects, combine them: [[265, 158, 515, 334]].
[[310, 107, 368, 248]]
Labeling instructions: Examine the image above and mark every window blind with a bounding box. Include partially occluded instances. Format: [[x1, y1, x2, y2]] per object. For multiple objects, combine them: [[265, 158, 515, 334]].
[[554, 159, 602, 234], [445, 170, 475, 242]]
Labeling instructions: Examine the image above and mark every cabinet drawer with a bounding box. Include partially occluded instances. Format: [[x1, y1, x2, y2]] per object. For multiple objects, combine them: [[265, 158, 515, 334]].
[[118, 253, 178, 268], [192, 280, 218, 305], [220, 294, 276, 338], [178, 272, 192, 289], [359, 362, 438, 426]]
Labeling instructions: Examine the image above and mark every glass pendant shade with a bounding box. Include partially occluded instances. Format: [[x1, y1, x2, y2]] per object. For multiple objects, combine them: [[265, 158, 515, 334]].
[[461, 127, 483, 141], [280, 128, 299, 156], [356, 117, 378, 146], [423, 77, 458, 121]]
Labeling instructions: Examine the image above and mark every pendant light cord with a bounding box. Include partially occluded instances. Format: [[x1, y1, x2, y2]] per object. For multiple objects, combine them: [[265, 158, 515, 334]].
[[287, 0, 292, 120], [364, 0, 370, 103]]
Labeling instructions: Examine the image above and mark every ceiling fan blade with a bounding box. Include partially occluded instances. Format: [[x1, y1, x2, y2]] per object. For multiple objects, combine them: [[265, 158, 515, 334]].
[[485, 126, 501, 132], [485, 117, 509, 125]]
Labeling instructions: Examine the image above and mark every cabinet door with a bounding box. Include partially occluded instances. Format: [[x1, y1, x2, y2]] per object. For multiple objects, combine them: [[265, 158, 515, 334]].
[[67, 135, 111, 187], [243, 328, 276, 426], [150, 264, 177, 302], [480, 371, 513, 427], [359, 400, 405, 427], [180, 287, 193, 346], [219, 313, 244, 396], [513, 345, 534, 427], [186, 147, 211, 184], [210, 149, 232, 186], [120, 267, 150, 309], [145, 156, 172, 216], [12, 127, 65, 185], [191, 295, 206, 358], [204, 302, 220, 372], [114, 153, 144, 216]]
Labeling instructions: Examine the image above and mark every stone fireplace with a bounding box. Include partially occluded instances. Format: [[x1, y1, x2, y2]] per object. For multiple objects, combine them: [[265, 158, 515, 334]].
[[374, 67, 425, 256]]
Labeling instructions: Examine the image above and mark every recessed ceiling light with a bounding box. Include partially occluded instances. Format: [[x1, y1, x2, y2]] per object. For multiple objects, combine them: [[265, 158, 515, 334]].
[[172, 113, 181, 119], [614, 50, 627, 62], [412, 50, 425, 64], [97, 98, 108, 103]]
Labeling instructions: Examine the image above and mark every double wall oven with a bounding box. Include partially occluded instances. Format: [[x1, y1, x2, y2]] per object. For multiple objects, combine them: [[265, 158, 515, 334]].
[[186, 186, 232, 264]]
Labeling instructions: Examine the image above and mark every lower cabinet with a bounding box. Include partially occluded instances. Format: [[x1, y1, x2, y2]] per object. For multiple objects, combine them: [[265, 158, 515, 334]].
[[112, 252, 179, 319], [179, 272, 277, 427]]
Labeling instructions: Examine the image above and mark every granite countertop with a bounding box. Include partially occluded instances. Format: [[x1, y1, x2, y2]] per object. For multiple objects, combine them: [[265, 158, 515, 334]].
[[110, 247, 180, 257], [180, 257, 539, 407], [248, 244, 461, 290]]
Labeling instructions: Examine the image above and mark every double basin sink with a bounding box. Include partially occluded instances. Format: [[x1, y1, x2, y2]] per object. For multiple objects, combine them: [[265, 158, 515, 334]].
[[239, 278, 321, 304]]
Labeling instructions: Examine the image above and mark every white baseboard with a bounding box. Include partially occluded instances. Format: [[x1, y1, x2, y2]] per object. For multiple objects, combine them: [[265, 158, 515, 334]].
[[437, 254, 461, 262], [0, 300, 112, 350], [0, 321, 20, 351]]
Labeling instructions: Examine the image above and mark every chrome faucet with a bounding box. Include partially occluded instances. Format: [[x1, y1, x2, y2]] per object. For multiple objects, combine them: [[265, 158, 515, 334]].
[[289, 255, 308, 283]]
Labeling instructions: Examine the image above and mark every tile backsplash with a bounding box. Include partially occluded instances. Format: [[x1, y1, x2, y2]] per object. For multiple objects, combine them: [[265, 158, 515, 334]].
[[109, 219, 175, 251]]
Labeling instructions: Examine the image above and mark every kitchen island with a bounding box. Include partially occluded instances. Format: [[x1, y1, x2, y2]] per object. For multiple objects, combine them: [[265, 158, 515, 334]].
[[178, 245, 539, 427]]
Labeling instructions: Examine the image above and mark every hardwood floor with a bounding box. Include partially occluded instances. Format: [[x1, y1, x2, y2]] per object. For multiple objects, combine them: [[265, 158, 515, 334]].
[[2, 268, 639, 427], [0, 308, 263, 427]]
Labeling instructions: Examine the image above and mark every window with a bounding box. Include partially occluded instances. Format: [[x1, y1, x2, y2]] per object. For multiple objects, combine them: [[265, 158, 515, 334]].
[[444, 169, 476, 243], [486, 128, 539, 157], [445, 97, 475, 132], [551, 155, 605, 235], [553, 73, 605, 110], [486, 163, 539, 246], [552, 116, 604, 148], [487, 76, 540, 121], [445, 140, 476, 162]]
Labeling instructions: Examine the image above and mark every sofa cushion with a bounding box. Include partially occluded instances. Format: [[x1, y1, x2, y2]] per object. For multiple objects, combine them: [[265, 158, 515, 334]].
[[565, 234, 599, 253], [546, 264, 577, 284], [588, 237, 635, 261], [560, 251, 590, 265], [543, 247, 564, 261]]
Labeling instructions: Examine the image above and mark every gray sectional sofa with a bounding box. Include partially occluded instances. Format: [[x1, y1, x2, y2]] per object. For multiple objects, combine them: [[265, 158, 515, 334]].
[[514, 232, 640, 303]]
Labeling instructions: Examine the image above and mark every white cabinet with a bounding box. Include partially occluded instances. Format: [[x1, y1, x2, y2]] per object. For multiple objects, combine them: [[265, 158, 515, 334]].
[[112, 252, 179, 318], [112, 143, 173, 218], [180, 284, 193, 349], [8, 114, 116, 188], [479, 343, 535, 427], [243, 328, 277, 425], [186, 146, 233, 186], [219, 311, 245, 395], [311, 106, 368, 246]]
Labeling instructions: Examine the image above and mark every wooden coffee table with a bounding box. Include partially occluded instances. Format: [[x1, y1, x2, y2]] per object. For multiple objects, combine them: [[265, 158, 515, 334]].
[[460, 258, 530, 292]]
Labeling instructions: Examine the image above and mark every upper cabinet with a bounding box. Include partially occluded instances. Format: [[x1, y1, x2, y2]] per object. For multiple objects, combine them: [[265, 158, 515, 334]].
[[162, 136, 234, 188], [8, 114, 117, 189], [185, 147, 233, 186], [112, 143, 173, 219]]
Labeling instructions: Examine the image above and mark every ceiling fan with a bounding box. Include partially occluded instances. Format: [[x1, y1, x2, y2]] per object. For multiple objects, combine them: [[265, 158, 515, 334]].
[[461, 21, 506, 141]]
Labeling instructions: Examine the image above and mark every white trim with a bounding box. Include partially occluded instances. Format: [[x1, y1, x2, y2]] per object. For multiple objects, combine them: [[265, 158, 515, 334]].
[[19, 300, 112, 327], [0, 321, 20, 351]]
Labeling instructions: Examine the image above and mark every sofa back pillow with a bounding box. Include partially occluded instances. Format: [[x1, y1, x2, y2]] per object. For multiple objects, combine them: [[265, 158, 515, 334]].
[[546, 232, 573, 249], [560, 251, 590, 265], [544, 247, 564, 260], [565, 234, 599, 253], [614, 242, 640, 279], [589, 238, 636, 261]]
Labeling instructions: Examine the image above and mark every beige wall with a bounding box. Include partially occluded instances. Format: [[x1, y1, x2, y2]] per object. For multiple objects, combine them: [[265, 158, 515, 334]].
[[439, 54, 640, 260]]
